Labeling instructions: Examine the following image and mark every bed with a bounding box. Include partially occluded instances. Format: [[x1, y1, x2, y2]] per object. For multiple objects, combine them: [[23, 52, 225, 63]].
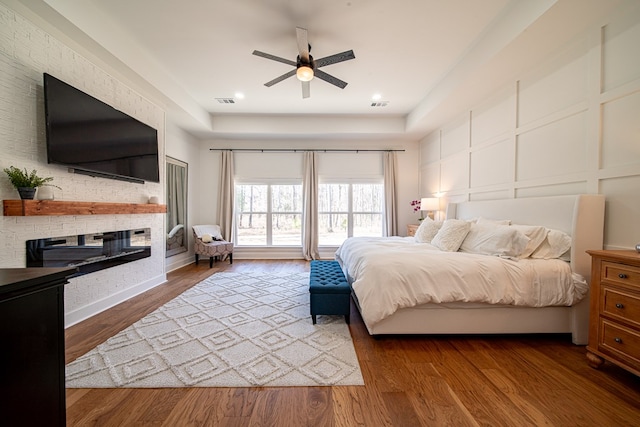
[[335, 194, 605, 344]]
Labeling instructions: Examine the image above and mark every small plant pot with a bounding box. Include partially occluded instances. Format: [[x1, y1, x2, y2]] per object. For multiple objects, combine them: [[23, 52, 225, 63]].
[[17, 187, 36, 200]]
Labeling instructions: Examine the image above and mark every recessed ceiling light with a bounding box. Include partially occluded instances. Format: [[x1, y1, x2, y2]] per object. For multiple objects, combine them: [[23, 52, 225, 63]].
[[234, 92, 245, 100], [372, 93, 382, 100]]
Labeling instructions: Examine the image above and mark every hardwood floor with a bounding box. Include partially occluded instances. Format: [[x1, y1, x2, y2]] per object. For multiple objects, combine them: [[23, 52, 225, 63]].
[[65, 260, 640, 426]]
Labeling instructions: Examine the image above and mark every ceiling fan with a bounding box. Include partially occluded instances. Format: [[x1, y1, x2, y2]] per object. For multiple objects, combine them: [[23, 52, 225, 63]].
[[252, 27, 355, 98]]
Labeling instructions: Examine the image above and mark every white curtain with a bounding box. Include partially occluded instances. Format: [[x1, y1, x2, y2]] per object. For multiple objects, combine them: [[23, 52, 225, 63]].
[[166, 162, 186, 231], [383, 151, 398, 236], [302, 151, 320, 260], [217, 150, 235, 242]]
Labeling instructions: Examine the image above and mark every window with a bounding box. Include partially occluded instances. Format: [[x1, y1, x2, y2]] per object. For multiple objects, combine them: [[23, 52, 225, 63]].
[[318, 183, 383, 246], [235, 183, 302, 246]]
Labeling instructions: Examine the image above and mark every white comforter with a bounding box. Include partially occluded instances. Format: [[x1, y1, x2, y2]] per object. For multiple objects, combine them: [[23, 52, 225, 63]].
[[335, 236, 588, 328]]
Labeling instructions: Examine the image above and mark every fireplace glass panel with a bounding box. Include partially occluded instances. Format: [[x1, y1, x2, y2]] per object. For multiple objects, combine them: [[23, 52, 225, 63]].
[[26, 228, 151, 277]]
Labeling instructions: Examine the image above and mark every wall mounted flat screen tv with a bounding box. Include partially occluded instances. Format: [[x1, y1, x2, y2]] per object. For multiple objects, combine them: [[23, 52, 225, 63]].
[[44, 73, 159, 183]]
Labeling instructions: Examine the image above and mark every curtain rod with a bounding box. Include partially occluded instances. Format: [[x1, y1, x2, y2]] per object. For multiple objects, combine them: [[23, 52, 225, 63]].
[[209, 148, 405, 153]]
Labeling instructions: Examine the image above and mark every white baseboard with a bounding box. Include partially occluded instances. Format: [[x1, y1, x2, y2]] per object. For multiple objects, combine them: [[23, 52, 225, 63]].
[[64, 273, 167, 328], [166, 252, 193, 272], [232, 247, 338, 260]]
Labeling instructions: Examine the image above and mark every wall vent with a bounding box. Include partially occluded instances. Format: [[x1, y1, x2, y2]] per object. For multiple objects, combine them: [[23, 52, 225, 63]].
[[216, 98, 235, 104], [370, 101, 389, 107]]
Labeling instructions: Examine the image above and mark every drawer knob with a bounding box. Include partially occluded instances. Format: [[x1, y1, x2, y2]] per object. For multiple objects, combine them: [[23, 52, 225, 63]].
[[618, 273, 628, 279], [615, 303, 624, 309], [614, 337, 623, 344]]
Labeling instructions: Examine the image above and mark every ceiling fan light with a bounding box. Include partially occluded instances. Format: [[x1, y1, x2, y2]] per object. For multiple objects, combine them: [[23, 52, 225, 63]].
[[296, 66, 314, 82]]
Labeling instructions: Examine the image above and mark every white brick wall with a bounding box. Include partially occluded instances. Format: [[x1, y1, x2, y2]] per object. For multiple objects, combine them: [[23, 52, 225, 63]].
[[0, 3, 167, 326]]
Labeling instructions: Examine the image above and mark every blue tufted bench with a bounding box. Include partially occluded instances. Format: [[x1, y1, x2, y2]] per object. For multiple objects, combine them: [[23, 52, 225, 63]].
[[309, 260, 351, 324]]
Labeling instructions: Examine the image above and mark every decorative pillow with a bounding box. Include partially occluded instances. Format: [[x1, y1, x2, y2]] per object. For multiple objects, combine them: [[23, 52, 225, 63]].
[[530, 229, 572, 259], [414, 218, 443, 243], [201, 233, 213, 243], [194, 225, 223, 240], [460, 222, 529, 258], [476, 217, 511, 226], [509, 224, 548, 258], [431, 219, 471, 252]]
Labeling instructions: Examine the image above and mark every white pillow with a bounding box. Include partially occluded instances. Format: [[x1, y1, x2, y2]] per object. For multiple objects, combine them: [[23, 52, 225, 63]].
[[201, 233, 213, 243], [414, 218, 443, 243], [431, 219, 471, 252], [510, 224, 548, 258], [460, 222, 529, 258], [530, 229, 572, 259]]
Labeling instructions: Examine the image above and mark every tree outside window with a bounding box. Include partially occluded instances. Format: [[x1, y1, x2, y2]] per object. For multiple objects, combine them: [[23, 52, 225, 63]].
[[235, 184, 302, 246], [318, 183, 383, 246], [236, 182, 382, 247]]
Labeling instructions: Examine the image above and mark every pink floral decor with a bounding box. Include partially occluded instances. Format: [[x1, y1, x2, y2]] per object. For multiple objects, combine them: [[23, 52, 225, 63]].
[[410, 199, 423, 220]]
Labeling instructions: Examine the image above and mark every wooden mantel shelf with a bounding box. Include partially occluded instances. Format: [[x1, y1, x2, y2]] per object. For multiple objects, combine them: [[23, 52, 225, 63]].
[[3, 200, 167, 216]]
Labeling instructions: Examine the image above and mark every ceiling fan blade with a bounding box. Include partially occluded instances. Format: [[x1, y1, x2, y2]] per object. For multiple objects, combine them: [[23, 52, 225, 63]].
[[314, 69, 348, 89], [315, 50, 355, 68], [253, 50, 296, 66], [301, 81, 310, 99], [264, 69, 296, 87], [296, 27, 310, 62]]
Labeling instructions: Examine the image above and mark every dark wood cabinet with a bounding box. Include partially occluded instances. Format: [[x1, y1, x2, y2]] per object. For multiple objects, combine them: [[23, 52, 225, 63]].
[[0, 267, 77, 427]]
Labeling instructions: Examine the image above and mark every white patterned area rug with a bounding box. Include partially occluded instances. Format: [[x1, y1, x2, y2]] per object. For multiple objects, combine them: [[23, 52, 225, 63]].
[[66, 272, 364, 388]]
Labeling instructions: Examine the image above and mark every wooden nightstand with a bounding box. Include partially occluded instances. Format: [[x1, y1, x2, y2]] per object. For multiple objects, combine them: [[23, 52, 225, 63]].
[[586, 250, 640, 376], [407, 224, 419, 237]]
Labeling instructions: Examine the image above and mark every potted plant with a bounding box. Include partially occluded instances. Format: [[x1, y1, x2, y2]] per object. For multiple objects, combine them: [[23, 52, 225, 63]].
[[3, 166, 61, 200]]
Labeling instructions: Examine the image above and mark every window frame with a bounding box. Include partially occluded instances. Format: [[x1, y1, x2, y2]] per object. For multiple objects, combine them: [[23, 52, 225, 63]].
[[234, 180, 303, 247], [318, 179, 384, 246]]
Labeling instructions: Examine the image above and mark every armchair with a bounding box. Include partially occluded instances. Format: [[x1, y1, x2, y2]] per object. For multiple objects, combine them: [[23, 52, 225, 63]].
[[192, 225, 233, 267]]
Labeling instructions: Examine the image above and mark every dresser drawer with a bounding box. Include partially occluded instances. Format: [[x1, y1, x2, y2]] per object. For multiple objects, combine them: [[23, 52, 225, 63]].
[[602, 286, 640, 328], [600, 320, 640, 366], [602, 261, 640, 288], [587, 251, 640, 375]]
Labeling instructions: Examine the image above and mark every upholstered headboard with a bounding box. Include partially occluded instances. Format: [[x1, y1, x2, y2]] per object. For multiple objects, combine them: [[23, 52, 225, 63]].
[[446, 195, 605, 282]]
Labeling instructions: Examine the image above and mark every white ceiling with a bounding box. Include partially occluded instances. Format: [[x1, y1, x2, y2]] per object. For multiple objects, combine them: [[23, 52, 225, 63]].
[[9, 0, 628, 141]]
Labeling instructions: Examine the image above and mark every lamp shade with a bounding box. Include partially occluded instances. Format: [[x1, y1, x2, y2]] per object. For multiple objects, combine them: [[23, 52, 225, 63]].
[[421, 197, 439, 211], [296, 66, 314, 81]]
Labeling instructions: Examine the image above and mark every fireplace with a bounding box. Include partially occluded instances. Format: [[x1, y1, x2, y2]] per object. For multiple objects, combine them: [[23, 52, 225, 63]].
[[26, 228, 151, 277]]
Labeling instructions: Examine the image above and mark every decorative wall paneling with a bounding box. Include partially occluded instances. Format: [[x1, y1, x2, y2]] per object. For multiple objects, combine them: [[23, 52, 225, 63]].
[[418, 7, 640, 249]]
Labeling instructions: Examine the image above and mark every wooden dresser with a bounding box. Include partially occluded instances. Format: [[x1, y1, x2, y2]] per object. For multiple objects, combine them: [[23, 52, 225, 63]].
[[407, 224, 419, 237], [586, 250, 640, 376]]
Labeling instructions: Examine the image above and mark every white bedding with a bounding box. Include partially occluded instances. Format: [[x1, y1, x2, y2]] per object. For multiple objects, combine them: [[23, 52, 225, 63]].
[[335, 236, 589, 329]]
